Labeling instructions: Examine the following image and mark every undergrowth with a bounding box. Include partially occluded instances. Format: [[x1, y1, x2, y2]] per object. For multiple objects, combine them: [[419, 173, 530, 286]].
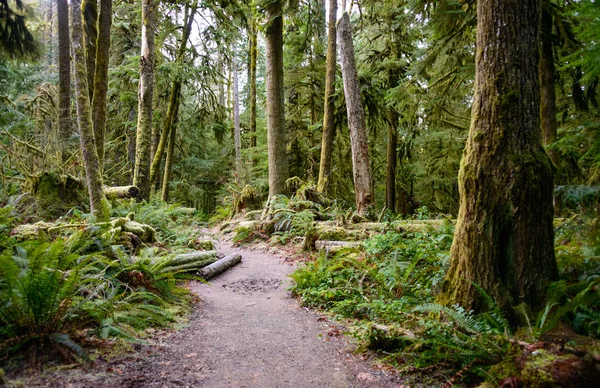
[[290, 217, 600, 385], [0, 200, 204, 370]]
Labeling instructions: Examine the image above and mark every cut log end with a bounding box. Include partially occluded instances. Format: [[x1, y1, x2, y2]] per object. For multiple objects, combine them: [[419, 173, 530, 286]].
[[199, 253, 242, 280]]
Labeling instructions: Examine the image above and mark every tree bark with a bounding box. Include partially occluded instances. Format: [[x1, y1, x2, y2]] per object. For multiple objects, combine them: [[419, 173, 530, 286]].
[[249, 15, 258, 148], [265, 0, 288, 197], [91, 0, 112, 169], [57, 0, 70, 163], [70, 0, 110, 221], [540, 6, 558, 165], [233, 55, 242, 182], [82, 0, 97, 101], [199, 253, 242, 280], [338, 13, 373, 215], [439, 0, 557, 324], [149, 1, 196, 186], [316, 0, 337, 195], [386, 109, 398, 213], [133, 0, 155, 200]]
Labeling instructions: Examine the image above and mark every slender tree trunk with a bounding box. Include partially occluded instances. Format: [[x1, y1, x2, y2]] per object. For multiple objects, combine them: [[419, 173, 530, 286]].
[[70, 0, 110, 221], [91, 0, 112, 169], [233, 56, 242, 182], [317, 0, 337, 194], [249, 15, 258, 148], [161, 97, 180, 202], [133, 0, 156, 200], [57, 0, 70, 163], [386, 109, 398, 213], [439, 0, 557, 324], [82, 0, 98, 101], [265, 0, 288, 196], [149, 1, 196, 186], [338, 12, 373, 215]]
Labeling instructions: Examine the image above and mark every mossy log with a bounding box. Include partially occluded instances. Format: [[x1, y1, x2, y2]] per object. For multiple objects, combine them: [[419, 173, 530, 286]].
[[103, 185, 141, 200], [104, 217, 156, 243], [199, 253, 242, 280], [166, 250, 217, 266]]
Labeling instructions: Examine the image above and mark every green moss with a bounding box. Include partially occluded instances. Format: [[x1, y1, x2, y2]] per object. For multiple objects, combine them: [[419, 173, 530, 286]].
[[31, 172, 86, 220]]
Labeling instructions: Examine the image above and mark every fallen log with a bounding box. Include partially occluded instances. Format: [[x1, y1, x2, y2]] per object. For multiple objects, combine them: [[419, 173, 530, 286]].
[[103, 185, 141, 200], [199, 253, 242, 280], [165, 250, 217, 267]]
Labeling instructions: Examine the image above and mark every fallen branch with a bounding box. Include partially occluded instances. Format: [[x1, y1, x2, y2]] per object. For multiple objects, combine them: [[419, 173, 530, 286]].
[[199, 253, 242, 280]]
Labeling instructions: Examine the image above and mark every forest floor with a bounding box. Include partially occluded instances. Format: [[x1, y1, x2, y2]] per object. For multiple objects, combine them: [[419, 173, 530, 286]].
[[12, 238, 405, 388]]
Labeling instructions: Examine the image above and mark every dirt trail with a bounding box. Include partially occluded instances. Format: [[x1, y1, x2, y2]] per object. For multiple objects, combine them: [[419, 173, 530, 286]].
[[22, 242, 402, 388]]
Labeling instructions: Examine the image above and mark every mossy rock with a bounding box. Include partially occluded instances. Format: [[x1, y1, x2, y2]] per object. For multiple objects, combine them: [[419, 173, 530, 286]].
[[30, 172, 86, 220]]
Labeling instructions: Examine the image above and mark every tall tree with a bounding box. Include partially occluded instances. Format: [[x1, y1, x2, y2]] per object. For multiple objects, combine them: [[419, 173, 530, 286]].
[[233, 55, 241, 181], [57, 0, 70, 163], [316, 0, 337, 194], [149, 0, 197, 187], [439, 0, 557, 323], [338, 12, 373, 215], [82, 0, 98, 101], [91, 0, 112, 168], [386, 109, 398, 212], [265, 0, 288, 196], [249, 9, 258, 148], [70, 0, 110, 221], [133, 0, 156, 200]]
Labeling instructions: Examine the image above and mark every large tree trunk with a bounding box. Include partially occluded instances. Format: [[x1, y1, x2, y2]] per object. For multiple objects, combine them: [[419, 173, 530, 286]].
[[70, 0, 110, 221], [540, 6, 558, 165], [133, 0, 156, 200], [82, 0, 97, 101], [316, 0, 337, 195], [386, 109, 398, 213], [249, 15, 258, 148], [91, 0, 112, 169], [233, 55, 241, 181], [57, 0, 70, 163], [265, 0, 288, 197], [338, 13, 373, 215], [149, 1, 196, 186], [439, 0, 557, 324]]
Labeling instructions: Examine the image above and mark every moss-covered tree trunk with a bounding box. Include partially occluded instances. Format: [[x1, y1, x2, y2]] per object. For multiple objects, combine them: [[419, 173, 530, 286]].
[[316, 0, 337, 195], [386, 109, 398, 213], [133, 0, 155, 200], [540, 6, 558, 165], [149, 1, 196, 186], [338, 12, 373, 215], [91, 0, 112, 168], [82, 0, 97, 101], [70, 0, 110, 221], [233, 55, 241, 182], [249, 13, 258, 148], [57, 0, 70, 163], [161, 98, 179, 202], [265, 0, 288, 197], [439, 0, 557, 324]]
